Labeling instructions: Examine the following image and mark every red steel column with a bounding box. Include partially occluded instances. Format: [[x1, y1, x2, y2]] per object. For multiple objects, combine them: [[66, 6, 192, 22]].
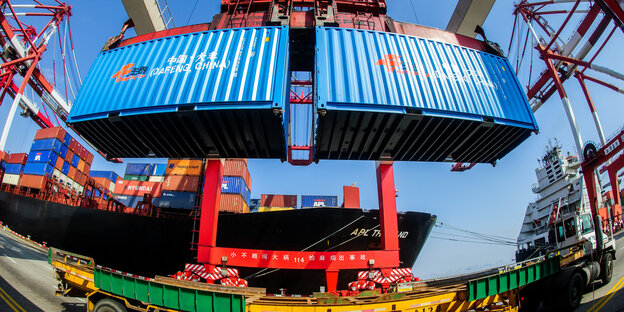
[[376, 161, 399, 251], [198, 159, 224, 249]]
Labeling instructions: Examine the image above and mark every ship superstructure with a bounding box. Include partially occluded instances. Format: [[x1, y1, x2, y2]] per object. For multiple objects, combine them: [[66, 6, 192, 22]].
[[516, 144, 596, 261]]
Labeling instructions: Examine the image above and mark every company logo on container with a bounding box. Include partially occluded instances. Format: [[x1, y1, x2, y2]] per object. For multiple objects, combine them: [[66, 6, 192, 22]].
[[375, 54, 497, 89], [126, 185, 152, 191], [111, 63, 148, 82]]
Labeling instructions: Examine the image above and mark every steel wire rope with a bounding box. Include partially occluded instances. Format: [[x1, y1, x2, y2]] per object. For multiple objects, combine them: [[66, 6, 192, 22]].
[[428, 236, 516, 246], [430, 230, 516, 244], [61, 19, 77, 101], [435, 223, 516, 244], [243, 215, 366, 280], [186, 0, 201, 25]]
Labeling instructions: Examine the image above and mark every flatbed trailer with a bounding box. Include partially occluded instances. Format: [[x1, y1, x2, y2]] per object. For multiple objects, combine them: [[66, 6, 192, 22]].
[[50, 247, 573, 312]]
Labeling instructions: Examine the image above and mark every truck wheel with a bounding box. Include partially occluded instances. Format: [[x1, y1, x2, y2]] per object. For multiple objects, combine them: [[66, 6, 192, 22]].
[[601, 253, 613, 285], [93, 298, 127, 312], [562, 272, 584, 310]]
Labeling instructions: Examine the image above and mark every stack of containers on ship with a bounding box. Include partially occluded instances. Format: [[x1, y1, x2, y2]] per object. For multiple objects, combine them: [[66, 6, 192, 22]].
[[114, 163, 163, 208], [0, 150, 8, 178], [220, 159, 252, 213], [2, 153, 27, 186], [89, 170, 122, 198], [19, 127, 93, 192], [158, 159, 202, 211], [259, 194, 297, 212]]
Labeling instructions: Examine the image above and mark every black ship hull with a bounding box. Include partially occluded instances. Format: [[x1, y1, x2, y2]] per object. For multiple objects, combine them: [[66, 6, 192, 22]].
[[0, 190, 435, 293]]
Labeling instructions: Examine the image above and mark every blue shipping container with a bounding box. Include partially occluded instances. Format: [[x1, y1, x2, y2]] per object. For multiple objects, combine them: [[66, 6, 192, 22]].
[[90, 170, 118, 183], [23, 162, 54, 177], [315, 27, 537, 128], [71, 154, 80, 167], [301, 195, 339, 208], [150, 163, 167, 176], [0, 160, 5, 171], [159, 191, 196, 209], [221, 176, 250, 205], [58, 144, 68, 158], [27, 150, 58, 165], [62, 162, 70, 175], [63, 132, 72, 146], [67, 26, 290, 160], [313, 27, 538, 163], [125, 163, 151, 176], [114, 195, 159, 208], [30, 138, 62, 154], [4, 163, 24, 175]]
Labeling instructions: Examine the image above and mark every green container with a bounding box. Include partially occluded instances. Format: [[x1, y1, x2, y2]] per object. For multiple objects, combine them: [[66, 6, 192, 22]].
[[94, 269, 245, 312], [124, 174, 149, 181], [467, 256, 561, 302]]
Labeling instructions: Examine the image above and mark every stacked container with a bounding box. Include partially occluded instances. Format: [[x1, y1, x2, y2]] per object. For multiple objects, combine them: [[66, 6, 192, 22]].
[[124, 163, 151, 181], [19, 127, 94, 192], [0, 151, 7, 174], [113, 179, 162, 208], [2, 153, 27, 186], [148, 163, 167, 182], [90, 170, 120, 193], [301, 195, 338, 208], [159, 158, 202, 210], [259, 194, 297, 211], [220, 159, 251, 213], [342, 185, 360, 209]]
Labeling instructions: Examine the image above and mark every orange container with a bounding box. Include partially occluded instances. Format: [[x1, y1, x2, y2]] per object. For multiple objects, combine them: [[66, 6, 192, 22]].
[[65, 150, 74, 162], [165, 159, 203, 176], [0, 151, 8, 162], [261, 194, 297, 208], [77, 159, 86, 172], [220, 193, 249, 213], [115, 180, 162, 197], [20, 174, 47, 189], [34, 126, 66, 142], [162, 175, 200, 192], [93, 177, 113, 191], [224, 159, 251, 189], [55, 156, 64, 170], [68, 166, 77, 180], [342, 185, 360, 209]]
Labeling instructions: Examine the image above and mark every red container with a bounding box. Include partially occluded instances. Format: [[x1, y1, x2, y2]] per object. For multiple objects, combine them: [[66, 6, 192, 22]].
[[74, 171, 82, 185], [220, 193, 249, 213], [342, 186, 360, 209], [34, 126, 66, 142], [115, 180, 162, 197], [162, 175, 200, 192], [78, 172, 88, 185], [68, 166, 77, 180], [7, 153, 28, 165], [84, 162, 91, 175], [85, 151, 94, 164], [79, 146, 88, 160], [260, 194, 297, 208], [55, 156, 64, 170], [65, 150, 74, 162], [69, 138, 79, 151], [224, 159, 251, 189], [0, 151, 8, 162], [20, 174, 47, 189]]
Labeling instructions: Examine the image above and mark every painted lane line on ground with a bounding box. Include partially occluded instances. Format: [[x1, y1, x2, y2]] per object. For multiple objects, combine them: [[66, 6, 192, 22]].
[[0, 290, 19, 312], [0, 285, 26, 312], [2, 254, 16, 264], [586, 274, 624, 312]]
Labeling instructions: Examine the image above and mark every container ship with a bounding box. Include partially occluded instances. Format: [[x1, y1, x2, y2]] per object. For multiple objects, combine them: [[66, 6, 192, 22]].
[[0, 126, 436, 293]]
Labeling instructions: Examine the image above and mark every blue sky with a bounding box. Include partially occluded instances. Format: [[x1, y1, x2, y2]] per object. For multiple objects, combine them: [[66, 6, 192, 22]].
[[0, 1, 622, 279]]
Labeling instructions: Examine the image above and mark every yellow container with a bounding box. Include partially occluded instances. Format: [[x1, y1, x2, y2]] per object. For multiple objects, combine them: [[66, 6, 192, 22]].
[[258, 207, 294, 212], [165, 159, 203, 176]]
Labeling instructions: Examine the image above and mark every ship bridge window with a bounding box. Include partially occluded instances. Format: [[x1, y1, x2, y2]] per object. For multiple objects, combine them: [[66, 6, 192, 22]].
[[555, 222, 565, 242], [581, 214, 593, 234], [564, 218, 576, 238]]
